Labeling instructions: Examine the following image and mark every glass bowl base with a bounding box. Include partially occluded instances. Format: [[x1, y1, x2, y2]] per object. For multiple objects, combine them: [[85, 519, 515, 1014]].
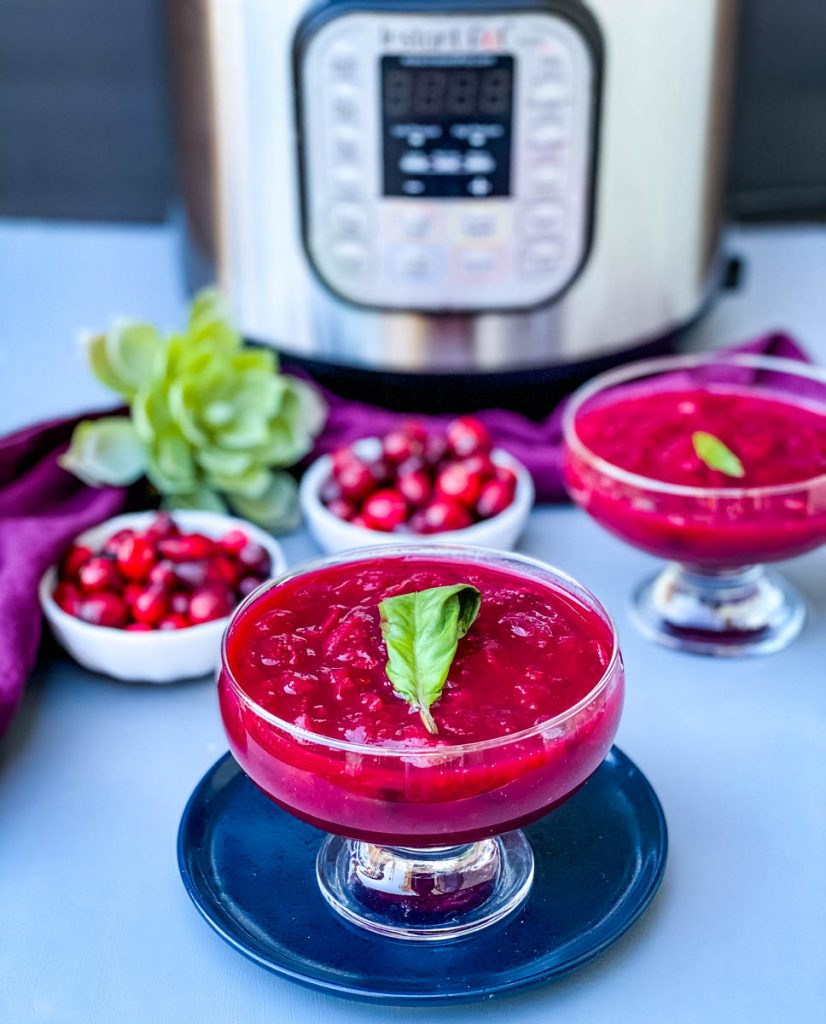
[[316, 831, 534, 942], [630, 563, 806, 656]]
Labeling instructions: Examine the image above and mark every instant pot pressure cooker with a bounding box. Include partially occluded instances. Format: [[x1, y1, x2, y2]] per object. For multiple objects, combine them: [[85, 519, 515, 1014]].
[[170, 0, 737, 411]]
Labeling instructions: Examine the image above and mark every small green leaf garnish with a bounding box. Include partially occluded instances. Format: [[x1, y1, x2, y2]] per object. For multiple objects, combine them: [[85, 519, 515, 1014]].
[[691, 431, 745, 479], [379, 584, 481, 735]]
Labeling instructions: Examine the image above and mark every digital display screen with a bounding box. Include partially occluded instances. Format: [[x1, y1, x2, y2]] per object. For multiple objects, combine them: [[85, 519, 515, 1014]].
[[381, 55, 514, 198]]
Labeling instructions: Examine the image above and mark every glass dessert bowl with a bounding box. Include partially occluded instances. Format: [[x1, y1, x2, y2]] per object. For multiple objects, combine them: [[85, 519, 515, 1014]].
[[218, 545, 624, 941], [564, 353, 826, 656]]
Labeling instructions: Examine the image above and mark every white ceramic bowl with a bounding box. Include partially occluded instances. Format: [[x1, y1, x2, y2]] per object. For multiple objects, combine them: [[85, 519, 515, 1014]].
[[300, 438, 535, 555], [39, 510, 286, 684]]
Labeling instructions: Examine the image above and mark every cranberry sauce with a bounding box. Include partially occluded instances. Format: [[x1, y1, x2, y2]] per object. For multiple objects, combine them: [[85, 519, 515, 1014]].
[[219, 555, 623, 846], [576, 386, 826, 489], [567, 386, 826, 566], [224, 557, 612, 746]]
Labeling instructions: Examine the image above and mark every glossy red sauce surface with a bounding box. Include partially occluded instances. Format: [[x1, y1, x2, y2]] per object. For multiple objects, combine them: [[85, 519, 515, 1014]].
[[225, 557, 613, 747], [575, 386, 826, 488]]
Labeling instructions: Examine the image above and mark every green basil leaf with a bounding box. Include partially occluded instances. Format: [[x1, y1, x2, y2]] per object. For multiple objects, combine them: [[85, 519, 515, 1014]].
[[379, 584, 481, 735], [692, 431, 745, 479]]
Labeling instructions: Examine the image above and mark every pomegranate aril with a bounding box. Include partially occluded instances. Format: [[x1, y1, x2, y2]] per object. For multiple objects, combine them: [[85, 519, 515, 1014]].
[[78, 591, 129, 628], [477, 478, 514, 519], [61, 544, 93, 580], [435, 462, 482, 508], [361, 489, 408, 531], [189, 585, 235, 625], [158, 533, 215, 562], [445, 415, 492, 458], [131, 584, 169, 625], [117, 535, 156, 582], [78, 556, 122, 593]]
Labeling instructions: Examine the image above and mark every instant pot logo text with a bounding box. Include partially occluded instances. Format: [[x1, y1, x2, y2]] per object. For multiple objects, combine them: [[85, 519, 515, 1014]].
[[381, 25, 506, 52]]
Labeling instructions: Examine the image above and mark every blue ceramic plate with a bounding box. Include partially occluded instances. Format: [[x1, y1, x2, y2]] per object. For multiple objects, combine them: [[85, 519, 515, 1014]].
[[178, 747, 667, 1005]]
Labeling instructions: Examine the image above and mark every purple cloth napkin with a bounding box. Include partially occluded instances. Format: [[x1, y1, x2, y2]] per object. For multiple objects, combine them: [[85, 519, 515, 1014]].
[[0, 415, 126, 735], [0, 330, 809, 738], [314, 332, 810, 502]]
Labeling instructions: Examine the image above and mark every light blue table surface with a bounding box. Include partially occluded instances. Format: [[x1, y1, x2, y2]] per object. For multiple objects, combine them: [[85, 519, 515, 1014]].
[[1, 220, 825, 1024]]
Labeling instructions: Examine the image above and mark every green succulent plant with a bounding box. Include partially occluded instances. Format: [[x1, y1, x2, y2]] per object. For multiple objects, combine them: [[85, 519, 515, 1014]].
[[60, 290, 326, 531]]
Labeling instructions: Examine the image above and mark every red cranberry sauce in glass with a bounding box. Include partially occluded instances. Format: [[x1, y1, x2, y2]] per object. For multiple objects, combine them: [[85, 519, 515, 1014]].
[[219, 554, 623, 847], [566, 385, 826, 566]]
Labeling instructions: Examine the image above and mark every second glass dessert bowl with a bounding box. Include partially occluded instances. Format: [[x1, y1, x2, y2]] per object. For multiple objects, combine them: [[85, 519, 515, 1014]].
[[564, 353, 826, 655], [218, 545, 624, 941]]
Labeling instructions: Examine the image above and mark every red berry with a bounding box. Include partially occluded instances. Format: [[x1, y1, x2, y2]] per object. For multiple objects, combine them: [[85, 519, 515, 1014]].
[[423, 433, 448, 466], [382, 429, 420, 465], [61, 544, 93, 581], [158, 533, 215, 562], [78, 591, 129, 628], [397, 467, 431, 507], [116, 535, 156, 582], [124, 582, 144, 608], [326, 497, 357, 521], [147, 559, 177, 589], [238, 575, 263, 598], [320, 475, 343, 504], [78, 556, 122, 593], [402, 419, 429, 444], [335, 459, 375, 502], [476, 479, 515, 519], [462, 453, 497, 481], [220, 529, 249, 555], [445, 416, 492, 458], [361, 489, 408, 531], [158, 613, 190, 630], [125, 622, 153, 632], [416, 499, 473, 533], [350, 514, 370, 528], [145, 512, 180, 540], [331, 446, 359, 472], [237, 541, 270, 576], [435, 462, 483, 508], [494, 464, 519, 492], [174, 559, 209, 589], [170, 592, 190, 615], [131, 584, 168, 625], [365, 458, 392, 486], [102, 528, 135, 558], [53, 582, 82, 615], [208, 555, 241, 588], [189, 585, 235, 625]]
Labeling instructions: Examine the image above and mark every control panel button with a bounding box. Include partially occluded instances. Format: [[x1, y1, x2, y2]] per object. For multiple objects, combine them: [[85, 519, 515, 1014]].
[[529, 119, 567, 148], [463, 151, 496, 175], [330, 83, 361, 121], [468, 177, 493, 197], [330, 126, 360, 163], [329, 202, 369, 241], [521, 239, 563, 274], [431, 151, 462, 175], [331, 165, 366, 197], [530, 79, 569, 106], [397, 209, 435, 239], [391, 245, 441, 282], [332, 241, 370, 275], [459, 249, 501, 275], [521, 202, 565, 237], [399, 152, 430, 175], [327, 41, 358, 78], [460, 210, 498, 238], [529, 162, 566, 195]]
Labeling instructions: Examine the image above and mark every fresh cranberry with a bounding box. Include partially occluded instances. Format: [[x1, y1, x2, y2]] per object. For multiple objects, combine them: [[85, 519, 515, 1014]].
[[78, 591, 129, 628], [237, 541, 271, 576], [401, 419, 429, 444], [78, 556, 122, 593], [60, 544, 93, 581], [382, 429, 421, 465], [397, 467, 431, 507], [131, 584, 168, 626], [445, 416, 492, 458], [116, 535, 155, 582], [189, 585, 235, 625], [158, 613, 190, 630], [423, 433, 448, 466], [326, 497, 357, 521], [350, 514, 370, 528], [208, 555, 242, 588], [158, 533, 215, 562], [53, 582, 82, 615], [102, 529, 135, 558], [416, 498, 473, 533], [477, 479, 515, 519], [494, 464, 519, 492], [145, 512, 180, 540], [124, 582, 144, 608], [238, 576, 264, 598], [173, 560, 208, 588], [125, 622, 153, 632], [147, 559, 177, 589], [331, 446, 359, 473], [365, 458, 393, 486], [334, 459, 375, 502], [461, 453, 497, 481], [361, 489, 408, 531], [220, 528, 249, 556], [435, 462, 483, 508], [319, 475, 343, 504]]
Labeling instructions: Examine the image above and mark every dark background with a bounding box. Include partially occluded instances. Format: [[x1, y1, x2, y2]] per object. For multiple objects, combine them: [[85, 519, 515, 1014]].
[[1, 0, 824, 223]]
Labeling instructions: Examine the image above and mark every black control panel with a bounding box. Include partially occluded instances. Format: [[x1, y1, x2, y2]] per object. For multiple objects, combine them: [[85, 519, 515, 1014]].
[[381, 54, 514, 198]]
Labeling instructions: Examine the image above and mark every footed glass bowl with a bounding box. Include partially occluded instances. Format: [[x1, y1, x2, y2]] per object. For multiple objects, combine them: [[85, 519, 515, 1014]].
[[564, 353, 826, 656], [218, 546, 624, 941]]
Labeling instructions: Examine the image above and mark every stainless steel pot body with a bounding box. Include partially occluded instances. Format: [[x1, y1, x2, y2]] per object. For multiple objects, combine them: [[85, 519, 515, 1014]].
[[170, 0, 736, 374]]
